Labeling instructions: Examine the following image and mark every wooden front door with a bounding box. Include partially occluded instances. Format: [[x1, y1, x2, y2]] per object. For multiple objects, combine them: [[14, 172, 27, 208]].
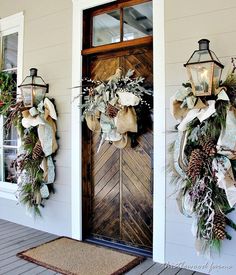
[[82, 46, 153, 251]]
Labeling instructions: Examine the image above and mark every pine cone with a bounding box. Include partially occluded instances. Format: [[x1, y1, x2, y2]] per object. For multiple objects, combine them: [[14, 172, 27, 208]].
[[106, 103, 119, 118], [32, 140, 44, 160], [213, 211, 226, 240], [187, 149, 205, 181], [24, 135, 33, 146], [200, 138, 217, 157]]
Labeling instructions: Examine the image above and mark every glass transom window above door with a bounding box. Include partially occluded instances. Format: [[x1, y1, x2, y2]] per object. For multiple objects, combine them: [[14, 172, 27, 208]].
[[0, 32, 19, 184], [92, 0, 153, 47]]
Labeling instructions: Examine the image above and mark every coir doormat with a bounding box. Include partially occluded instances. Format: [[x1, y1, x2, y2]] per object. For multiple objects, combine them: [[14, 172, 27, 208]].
[[17, 237, 144, 275]]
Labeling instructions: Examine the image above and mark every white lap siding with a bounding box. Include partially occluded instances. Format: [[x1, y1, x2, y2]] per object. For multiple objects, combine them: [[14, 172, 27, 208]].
[[0, 0, 72, 236]]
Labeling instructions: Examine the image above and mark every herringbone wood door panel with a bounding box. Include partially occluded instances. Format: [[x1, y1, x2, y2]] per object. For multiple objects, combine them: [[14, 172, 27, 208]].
[[122, 129, 153, 248], [91, 56, 120, 81], [83, 47, 153, 250]]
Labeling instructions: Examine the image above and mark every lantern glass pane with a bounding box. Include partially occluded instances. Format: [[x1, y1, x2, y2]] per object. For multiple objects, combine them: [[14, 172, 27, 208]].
[[33, 76, 45, 85], [21, 87, 33, 107], [33, 86, 47, 105], [213, 64, 222, 90], [210, 51, 221, 63], [21, 76, 33, 85], [189, 50, 212, 63], [187, 62, 213, 96]]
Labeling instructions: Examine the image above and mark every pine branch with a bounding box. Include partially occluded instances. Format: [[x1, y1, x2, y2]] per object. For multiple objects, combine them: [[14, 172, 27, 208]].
[[225, 207, 235, 215], [211, 239, 221, 254], [222, 71, 236, 86], [225, 217, 236, 231], [33, 206, 42, 217], [225, 232, 232, 240], [231, 58, 236, 74]]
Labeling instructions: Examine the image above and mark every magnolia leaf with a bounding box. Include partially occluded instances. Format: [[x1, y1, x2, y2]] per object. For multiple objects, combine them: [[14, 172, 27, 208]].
[[95, 84, 105, 94], [125, 69, 135, 78], [97, 102, 106, 113]]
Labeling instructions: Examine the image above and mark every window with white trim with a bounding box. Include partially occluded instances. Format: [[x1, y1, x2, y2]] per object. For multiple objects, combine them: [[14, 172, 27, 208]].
[[0, 33, 18, 183], [0, 13, 24, 195]]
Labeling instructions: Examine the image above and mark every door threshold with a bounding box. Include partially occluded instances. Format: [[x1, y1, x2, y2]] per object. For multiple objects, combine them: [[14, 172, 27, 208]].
[[84, 237, 152, 258]]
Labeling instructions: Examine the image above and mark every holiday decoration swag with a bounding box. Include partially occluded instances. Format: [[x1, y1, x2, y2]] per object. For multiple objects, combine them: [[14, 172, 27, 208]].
[[170, 58, 236, 256], [0, 71, 58, 216], [80, 68, 153, 151]]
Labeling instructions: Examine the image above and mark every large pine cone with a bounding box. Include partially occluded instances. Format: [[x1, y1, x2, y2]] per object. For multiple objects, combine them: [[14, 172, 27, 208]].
[[24, 135, 33, 146], [213, 211, 226, 240], [187, 149, 205, 182], [106, 103, 119, 118], [200, 138, 217, 157], [32, 140, 44, 160]]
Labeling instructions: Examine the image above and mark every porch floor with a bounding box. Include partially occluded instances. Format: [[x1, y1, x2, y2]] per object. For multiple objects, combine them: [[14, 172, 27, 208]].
[[0, 219, 206, 275]]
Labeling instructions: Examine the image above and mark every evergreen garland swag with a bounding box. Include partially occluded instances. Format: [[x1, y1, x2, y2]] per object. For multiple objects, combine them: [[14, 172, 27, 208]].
[[0, 72, 58, 216], [170, 59, 236, 256]]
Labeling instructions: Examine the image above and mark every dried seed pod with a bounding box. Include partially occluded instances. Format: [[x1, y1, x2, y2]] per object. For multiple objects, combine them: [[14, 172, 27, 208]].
[[106, 103, 119, 118], [24, 135, 33, 146], [32, 140, 44, 160]]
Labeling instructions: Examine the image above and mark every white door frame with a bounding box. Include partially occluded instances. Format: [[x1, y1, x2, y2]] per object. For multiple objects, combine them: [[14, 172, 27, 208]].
[[71, 0, 166, 263]]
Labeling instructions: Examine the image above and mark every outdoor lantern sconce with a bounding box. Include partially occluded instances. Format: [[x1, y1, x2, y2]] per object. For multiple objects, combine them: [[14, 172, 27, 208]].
[[18, 68, 49, 108], [184, 39, 224, 96]]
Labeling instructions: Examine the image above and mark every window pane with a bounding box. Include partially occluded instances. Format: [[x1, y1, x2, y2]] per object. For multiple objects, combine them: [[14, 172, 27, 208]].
[[2, 73, 18, 146], [2, 33, 18, 70], [93, 10, 120, 46], [123, 2, 153, 41], [3, 123, 18, 146], [3, 148, 17, 183]]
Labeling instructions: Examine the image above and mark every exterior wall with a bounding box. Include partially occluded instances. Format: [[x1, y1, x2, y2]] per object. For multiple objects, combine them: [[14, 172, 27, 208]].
[[1, 0, 236, 273], [0, 0, 72, 236], [165, 1, 236, 274]]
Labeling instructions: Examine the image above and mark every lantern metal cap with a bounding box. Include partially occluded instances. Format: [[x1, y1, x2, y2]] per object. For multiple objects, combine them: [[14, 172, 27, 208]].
[[30, 68, 38, 77], [184, 39, 224, 69], [198, 39, 210, 50], [18, 68, 49, 93]]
